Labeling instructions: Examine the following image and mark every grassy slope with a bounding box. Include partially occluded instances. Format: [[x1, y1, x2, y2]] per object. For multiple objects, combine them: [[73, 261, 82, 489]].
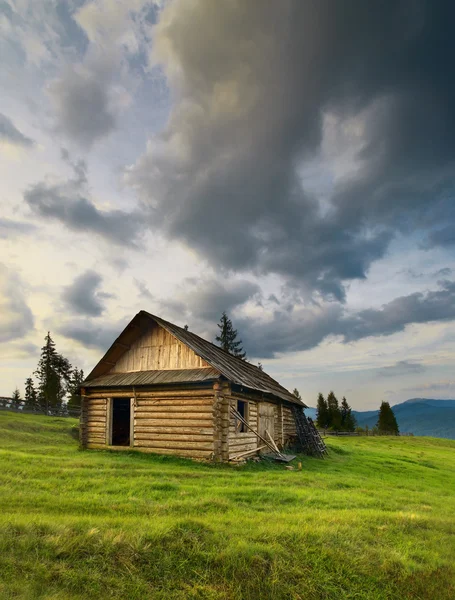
[[0, 412, 454, 600]]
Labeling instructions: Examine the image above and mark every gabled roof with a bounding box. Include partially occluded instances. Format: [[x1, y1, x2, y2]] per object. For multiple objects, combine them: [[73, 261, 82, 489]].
[[85, 310, 305, 406]]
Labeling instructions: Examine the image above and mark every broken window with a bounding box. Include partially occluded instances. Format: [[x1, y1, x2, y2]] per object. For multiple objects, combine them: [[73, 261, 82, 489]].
[[236, 400, 248, 433]]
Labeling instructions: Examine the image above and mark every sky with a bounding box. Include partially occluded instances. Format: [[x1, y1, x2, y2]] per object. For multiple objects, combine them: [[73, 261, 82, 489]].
[[1, 0, 455, 410]]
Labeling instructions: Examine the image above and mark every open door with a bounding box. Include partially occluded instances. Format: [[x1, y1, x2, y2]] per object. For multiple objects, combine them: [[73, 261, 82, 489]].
[[111, 398, 131, 446]]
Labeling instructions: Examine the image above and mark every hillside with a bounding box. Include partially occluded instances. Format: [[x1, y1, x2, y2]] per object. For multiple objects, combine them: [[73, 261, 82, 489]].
[[0, 411, 454, 599], [353, 398, 455, 439]]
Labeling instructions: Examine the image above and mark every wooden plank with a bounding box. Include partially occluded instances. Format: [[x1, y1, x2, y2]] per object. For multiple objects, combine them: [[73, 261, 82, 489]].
[[90, 389, 214, 399], [230, 445, 267, 461]]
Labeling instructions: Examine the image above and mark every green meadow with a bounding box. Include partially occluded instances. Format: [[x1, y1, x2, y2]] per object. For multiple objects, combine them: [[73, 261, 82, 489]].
[[0, 411, 454, 599]]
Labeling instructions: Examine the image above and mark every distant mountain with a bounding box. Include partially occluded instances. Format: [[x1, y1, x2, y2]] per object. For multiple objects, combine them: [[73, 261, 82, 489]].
[[354, 399, 455, 440], [304, 399, 455, 439]]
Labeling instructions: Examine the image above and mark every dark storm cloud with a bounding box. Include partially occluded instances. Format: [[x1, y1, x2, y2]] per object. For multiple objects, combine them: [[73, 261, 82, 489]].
[[24, 180, 144, 247], [58, 318, 127, 351], [0, 112, 34, 147], [128, 0, 455, 301], [377, 361, 426, 378], [183, 279, 260, 321], [238, 280, 455, 358], [50, 64, 116, 147], [62, 270, 108, 317]]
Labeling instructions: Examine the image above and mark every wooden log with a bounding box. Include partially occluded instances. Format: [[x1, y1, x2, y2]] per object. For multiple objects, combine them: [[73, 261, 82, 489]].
[[137, 399, 214, 407], [134, 433, 214, 442], [265, 430, 280, 453], [132, 405, 213, 414], [132, 418, 214, 427], [230, 445, 267, 461], [134, 426, 214, 435], [134, 440, 214, 450], [132, 447, 214, 459], [134, 412, 213, 420], [133, 418, 213, 428]]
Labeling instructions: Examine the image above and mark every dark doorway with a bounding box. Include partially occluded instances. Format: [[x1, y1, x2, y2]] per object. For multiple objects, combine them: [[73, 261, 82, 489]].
[[112, 398, 131, 446]]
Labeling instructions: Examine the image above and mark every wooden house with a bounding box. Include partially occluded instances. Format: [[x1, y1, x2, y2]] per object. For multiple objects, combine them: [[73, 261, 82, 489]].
[[80, 311, 306, 461]]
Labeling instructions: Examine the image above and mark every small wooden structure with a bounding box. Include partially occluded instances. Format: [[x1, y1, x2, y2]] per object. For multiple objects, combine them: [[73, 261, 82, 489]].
[[80, 311, 306, 461]]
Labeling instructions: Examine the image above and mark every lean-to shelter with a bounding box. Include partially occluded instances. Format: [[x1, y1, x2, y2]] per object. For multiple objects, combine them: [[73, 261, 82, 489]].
[[80, 311, 306, 461]]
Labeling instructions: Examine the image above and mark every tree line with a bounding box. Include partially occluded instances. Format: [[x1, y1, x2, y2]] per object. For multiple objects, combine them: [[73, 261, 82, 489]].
[[5, 333, 84, 416], [315, 392, 357, 431], [315, 392, 399, 435]]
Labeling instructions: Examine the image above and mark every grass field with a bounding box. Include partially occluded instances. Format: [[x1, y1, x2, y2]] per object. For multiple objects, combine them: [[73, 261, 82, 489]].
[[0, 411, 454, 599]]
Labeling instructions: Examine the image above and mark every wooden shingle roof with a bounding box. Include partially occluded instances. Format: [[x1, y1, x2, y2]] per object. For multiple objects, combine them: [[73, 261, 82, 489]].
[[85, 310, 305, 407]]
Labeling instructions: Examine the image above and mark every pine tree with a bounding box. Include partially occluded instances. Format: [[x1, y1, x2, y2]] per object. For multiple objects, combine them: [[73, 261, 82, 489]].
[[376, 401, 399, 435], [316, 393, 329, 428], [215, 312, 246, 359], [327, 391, 342, 430], [340, 396, 356, 432], [24, 377, 38, 412], [11, 388, 22, 410], [35, 332, 72, 414], [293, 388, 302, 400], [67, 368, 85, 412]]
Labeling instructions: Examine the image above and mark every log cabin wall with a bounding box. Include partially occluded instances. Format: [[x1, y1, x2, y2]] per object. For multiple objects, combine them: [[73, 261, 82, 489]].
[[82, 397, 108, 447], [82, 386, 216, 459], [283, 405, 297, 444], [228, 395, 259, 459], [109, 322, 210, 372]]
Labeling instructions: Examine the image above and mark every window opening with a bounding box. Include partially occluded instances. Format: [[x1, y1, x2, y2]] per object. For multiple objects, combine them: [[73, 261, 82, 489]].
[[236, 400, 248, 433], [111, 398, 131, 446]]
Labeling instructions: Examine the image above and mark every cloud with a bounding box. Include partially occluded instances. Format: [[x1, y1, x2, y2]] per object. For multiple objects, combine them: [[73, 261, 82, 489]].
[[49, 63, 117, 147], [376, 361, 426, 378], [0, 113, 34, 147], [134, 278, 154, 300], [58, 317, 129, 351], [238, 279, 455, 358], [0, 218, 36, 239], [62, 270, 110, 317], [0, 263, 34, 343], [126, 0, 455, 302], [24, 162, 145, 247]]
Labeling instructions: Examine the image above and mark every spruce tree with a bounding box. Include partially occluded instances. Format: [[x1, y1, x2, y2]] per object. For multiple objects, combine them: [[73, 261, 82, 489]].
[[35, 332, 72, 414], [215, 312, 246, 359], [11, 388, 22, 410], [67, 368, 85, 412], [316, 393, 329, 428], [376, 401, 399, 435], [24, 377, 38, 412], [293, 388, 302, 400], [327, 391, 342, 430], [340, 396, 356, 432]]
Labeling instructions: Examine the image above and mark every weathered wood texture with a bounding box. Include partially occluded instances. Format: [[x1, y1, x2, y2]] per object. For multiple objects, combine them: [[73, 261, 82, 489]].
[[228, 397, 259, 458], [109, 322, 210, 372], [133, 391, 215, 458], [84, 397, 107, 447], [283, 405, 297, 443]]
